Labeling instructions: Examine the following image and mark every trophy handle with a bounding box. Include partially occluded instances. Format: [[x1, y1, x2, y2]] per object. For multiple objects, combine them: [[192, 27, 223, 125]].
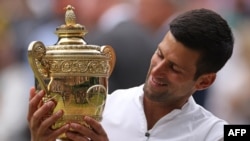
[[28, 41, 49, 94], [100, 45, 116, 77]]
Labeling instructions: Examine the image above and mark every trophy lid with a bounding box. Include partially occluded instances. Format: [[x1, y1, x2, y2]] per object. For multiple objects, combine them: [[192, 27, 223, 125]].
[[54, 5, 88, 45]]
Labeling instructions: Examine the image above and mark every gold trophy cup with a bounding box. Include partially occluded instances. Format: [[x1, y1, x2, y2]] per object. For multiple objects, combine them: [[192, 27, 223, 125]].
[[27, 5, 115, 140]]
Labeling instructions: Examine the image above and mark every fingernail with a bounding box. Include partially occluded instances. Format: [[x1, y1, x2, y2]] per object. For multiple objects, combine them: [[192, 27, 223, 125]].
[[56, 110, 63, 117], [64, 124, 70, 129], [70, 123, 78, 129], [46, 101, 54, 107], [84, 116, 90, 121], [38, 90, 45, 97], [84, 116, 88, 120]]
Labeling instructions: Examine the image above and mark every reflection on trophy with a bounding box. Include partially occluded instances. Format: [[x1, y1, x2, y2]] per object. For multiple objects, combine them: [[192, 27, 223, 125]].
[[27, 5, 116, 140]]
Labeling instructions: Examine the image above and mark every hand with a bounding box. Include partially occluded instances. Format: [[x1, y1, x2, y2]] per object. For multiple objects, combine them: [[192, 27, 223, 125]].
[[27, 87, 69, 141], [66, 116, 109, 141]]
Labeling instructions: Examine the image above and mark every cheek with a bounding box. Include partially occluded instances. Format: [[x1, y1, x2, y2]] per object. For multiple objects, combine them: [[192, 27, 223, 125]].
[[169, 74, 193, 87], [166, 80, 192, 96], [173, 77, 197, 91]]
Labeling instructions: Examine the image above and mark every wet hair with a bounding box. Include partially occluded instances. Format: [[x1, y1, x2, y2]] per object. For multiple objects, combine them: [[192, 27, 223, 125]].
[[169, 8, 234, 79]]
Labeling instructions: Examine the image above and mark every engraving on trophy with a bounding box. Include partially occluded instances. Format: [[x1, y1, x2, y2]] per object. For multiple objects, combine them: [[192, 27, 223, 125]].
[[47, 59, 109, 74]]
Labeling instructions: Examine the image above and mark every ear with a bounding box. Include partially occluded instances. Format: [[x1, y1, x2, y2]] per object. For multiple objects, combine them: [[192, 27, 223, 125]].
[[195, 73, 216, 90]]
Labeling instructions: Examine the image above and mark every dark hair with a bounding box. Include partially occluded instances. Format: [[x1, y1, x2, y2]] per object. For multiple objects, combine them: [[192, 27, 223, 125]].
[[169, 8, 234, 79]]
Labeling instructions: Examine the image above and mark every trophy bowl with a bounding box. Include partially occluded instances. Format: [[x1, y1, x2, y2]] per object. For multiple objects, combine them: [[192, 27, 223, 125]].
[[27, 5, 116, 140]]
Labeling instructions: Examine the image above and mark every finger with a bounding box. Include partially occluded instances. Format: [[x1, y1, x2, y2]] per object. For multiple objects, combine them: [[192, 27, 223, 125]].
[[68, 122, 97, 141], [37, 124, 70, 141], [69, 122, 90, 136], [69, 119, 108, 141], [66, 131, 90, 141], [48, 123, 70, 140], [39, 109, 64, 133], [84, 116, 107, 136], [31, 101, 55, 129], [27, 89, 45, 122], [29, 87, 36, 100]]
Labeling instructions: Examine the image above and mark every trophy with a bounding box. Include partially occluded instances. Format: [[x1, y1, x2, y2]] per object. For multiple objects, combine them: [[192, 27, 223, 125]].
[[28, 5, 116, 140]]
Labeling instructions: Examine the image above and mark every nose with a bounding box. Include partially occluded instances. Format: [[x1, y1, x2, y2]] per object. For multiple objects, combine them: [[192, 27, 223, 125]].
[[151, 60, 168, 77]]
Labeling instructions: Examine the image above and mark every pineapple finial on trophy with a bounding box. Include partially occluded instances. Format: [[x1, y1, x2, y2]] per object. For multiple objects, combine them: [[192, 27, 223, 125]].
[[64, 5, 76, 26]]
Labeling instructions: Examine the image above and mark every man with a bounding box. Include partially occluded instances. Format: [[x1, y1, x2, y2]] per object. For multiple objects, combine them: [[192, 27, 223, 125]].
[[104, 0, 181, 93], [27, 8, 234, 141]]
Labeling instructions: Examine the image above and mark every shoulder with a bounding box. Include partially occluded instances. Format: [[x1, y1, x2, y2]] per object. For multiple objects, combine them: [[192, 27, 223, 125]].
[[188, 99, 228, 140]]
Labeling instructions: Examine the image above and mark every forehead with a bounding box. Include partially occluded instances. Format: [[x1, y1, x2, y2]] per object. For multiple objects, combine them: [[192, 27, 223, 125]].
[[159, 31, 200, 71]]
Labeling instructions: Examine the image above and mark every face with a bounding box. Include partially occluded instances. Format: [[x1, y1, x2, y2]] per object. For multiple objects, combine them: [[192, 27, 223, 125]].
[[143, 31, 206, 106]]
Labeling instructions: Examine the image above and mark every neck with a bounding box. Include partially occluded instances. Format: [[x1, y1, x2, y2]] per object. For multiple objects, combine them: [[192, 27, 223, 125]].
[[143, 96, 187, 130]]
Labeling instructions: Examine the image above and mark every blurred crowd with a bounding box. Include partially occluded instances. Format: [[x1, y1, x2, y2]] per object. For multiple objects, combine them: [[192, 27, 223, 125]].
[[0, 0, 250, 140]]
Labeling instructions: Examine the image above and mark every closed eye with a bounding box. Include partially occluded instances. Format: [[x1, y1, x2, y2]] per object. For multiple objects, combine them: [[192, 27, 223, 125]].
[[156, 48, 164, 59], [170, 63, 182, 73]]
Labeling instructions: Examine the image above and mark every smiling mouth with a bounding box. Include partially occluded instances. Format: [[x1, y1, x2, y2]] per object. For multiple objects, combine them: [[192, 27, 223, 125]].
[[152, 77, 167, 86]]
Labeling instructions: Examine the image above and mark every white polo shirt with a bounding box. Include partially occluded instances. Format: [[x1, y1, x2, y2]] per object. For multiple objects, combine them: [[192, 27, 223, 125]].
[[101, 85, 226, 141]]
